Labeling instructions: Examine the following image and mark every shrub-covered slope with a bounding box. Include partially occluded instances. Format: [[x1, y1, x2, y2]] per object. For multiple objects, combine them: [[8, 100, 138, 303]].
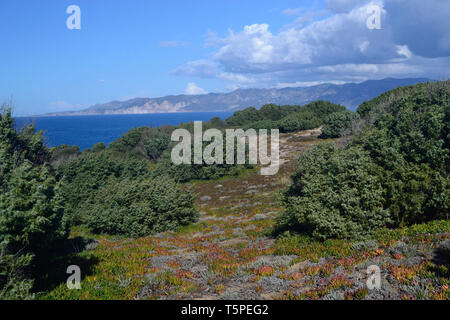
[[277, 80, 449, 240]]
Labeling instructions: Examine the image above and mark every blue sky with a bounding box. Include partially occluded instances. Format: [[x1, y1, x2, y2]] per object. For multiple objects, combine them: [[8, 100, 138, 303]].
[[1, 0, 449, 116]]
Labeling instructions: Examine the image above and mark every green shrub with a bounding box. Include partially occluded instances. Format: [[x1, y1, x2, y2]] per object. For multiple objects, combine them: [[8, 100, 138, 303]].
[[225, 101, 345, 129], [277, 116, 302, 133], [107, 127, 145, 155], [0, 107, 67, 299], [302, 101, 347, 121], [85, 177, 198, 237], [320, 111, 360, 139], [209, 117, 226, 129], [91, 142, 106, 153], [50, 145, 80, 164], [57, 152, 149, 225], [243, 120, 277, 131], [277, 144, 390, 240], [145, 132, 170, 161], [0, 250, 34, 299], [0, 162, 67, 299], [153, 150, 250, 182], [381, 162, 448, 226], [258, 104, 284, 121], [277, 112, 322, 133], [225, 107, 261, 126]]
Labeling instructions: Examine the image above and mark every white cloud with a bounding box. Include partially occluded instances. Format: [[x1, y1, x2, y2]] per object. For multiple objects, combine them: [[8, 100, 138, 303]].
[[396, 45, 412, 59], [217, 72, 253, 84], [172, 0, 449, 89], [185, 82, 207, 95], [213, 2, 396, 73]]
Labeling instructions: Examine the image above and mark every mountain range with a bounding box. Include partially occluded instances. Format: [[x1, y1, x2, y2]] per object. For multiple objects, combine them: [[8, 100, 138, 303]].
[[42, 78, 432, 116]]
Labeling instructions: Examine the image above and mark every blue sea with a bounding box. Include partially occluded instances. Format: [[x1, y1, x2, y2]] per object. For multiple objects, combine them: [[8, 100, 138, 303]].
[[15, 112, 233, 151]]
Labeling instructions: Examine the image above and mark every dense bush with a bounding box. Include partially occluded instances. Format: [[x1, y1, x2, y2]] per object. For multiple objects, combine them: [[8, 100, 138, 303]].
[[108, 127, 144, 154], [56, 152, 149, 225], [272, 101, 345, 133], [106, 126, 175, 160], [209, 116, 226, 129], [145, 131, 170, 161], [85, 177, 198, 237], [277, 80, 450, 240], [320, 111, 360, 139], [226, 101, 345, 133], [56, 146, 199, 237], [91, 142, 106, 153], [225, 107, 262, 126], [258, 104, 284, 121], [302, 100, 347, 121], [277, 112, 322, 133], [278, 144, 390, 240], [0, 107, 67, 299], [50, 144, 80, 164]]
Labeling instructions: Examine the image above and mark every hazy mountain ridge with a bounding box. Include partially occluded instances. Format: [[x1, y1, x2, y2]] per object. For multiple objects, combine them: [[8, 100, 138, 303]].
[[42, 78, 431, 116]]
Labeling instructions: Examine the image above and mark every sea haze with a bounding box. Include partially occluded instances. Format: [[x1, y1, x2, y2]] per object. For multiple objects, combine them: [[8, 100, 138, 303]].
[[15, 112, 233, 151]]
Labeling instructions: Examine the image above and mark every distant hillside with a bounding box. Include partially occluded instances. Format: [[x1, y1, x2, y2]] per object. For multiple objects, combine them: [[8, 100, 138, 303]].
[[42, 78, 432, 116]]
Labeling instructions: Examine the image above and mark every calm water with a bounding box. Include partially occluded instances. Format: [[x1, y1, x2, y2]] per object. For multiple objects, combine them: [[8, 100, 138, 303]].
[[15, 112, 233, 150]]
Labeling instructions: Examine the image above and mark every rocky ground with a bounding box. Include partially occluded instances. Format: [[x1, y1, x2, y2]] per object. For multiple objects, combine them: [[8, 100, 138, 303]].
[[44, 129, 449, 300]]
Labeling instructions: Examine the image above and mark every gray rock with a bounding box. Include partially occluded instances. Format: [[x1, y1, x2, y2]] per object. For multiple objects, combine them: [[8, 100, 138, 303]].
[[200, 195, 212, 202]]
